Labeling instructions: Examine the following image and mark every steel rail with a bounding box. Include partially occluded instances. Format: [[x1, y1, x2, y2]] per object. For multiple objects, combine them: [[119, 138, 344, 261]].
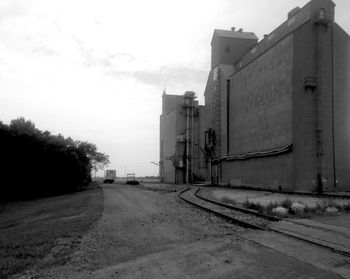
[[195, 190, 280, 221], [178, 188, 264, 230]]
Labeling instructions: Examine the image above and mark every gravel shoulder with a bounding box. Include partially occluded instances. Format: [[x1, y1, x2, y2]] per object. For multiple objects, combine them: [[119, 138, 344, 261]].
[[27, 184, 345, 278]]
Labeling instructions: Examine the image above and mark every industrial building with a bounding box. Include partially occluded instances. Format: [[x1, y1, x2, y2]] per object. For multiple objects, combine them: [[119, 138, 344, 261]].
[[159, 91, 206, 183], [160, 0, 350, 192]]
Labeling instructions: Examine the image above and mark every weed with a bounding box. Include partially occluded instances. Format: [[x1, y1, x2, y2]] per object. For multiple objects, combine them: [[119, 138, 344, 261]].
[[303, 205, 314, 214], [221, 197, 236, 205], [280, 198, 293, 211], [242, 198, 264, 213], [334, 203, 343, 211], [344, 203, 350, 211], [243, 199, 251, 209], [323, 199, 336, 208], [266, 201, 279, 215], [315, 203, 324, 213], [251, 203, 265, 213]]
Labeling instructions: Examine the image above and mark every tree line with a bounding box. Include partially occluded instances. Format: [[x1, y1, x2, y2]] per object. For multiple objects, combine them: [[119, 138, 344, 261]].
[[0, 117, 109, 201]]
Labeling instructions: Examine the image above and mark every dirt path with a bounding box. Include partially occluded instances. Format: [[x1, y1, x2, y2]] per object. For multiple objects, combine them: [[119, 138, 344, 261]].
[[27, 184, 344, 278]]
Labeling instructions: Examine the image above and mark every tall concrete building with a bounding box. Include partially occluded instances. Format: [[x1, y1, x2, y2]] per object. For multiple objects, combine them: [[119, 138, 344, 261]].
[[160, 91, 206, 183], [160, 0, 350, 192]]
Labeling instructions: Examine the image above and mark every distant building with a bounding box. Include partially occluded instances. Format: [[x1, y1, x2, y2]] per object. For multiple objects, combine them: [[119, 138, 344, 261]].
[[160, 0, 350, 192]]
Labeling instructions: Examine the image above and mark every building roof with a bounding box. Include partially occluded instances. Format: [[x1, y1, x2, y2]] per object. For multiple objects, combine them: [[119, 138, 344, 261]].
[[211, 29, 258, 45]]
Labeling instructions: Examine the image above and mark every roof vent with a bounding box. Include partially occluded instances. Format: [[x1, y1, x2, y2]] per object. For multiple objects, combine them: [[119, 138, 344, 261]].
[[288, 7, 300, 19], [238, 28, 243, 32], [231, 27, 235, 31]]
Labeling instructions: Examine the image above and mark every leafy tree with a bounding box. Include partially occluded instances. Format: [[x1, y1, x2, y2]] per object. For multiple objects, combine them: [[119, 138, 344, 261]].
[[10, 117, 37, 136], [77, 141, 110, 173], [0, 117, 109, 201]]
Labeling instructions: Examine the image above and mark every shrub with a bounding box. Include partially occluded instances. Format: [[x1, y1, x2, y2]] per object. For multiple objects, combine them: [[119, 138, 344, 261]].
[[326, 207, 339, 213], [290, 202, 305, 214], [272, 206, 288, 216], [126, 180, 140, 185]]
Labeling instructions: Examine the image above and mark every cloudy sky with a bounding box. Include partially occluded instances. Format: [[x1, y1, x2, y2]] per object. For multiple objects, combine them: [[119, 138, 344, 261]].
[[0, 0, 349, 176]]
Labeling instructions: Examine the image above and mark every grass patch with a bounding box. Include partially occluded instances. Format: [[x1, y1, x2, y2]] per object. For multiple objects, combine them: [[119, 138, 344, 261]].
[[220, 194, 350, 218], [0, 184, 103, 278], [241, 198, 350, 218]]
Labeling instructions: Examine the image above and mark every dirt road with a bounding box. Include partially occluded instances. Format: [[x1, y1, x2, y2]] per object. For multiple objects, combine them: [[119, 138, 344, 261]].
[[29, 184, 345, 278]]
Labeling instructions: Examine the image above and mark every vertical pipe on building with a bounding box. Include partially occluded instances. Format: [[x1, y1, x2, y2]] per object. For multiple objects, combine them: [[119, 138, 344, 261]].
[[314, 6, 335, 192], [226, 79, 230, 155], [210, 88, 215, 185], [315, 6, 336, 191], [186, 103, 190, 184], [191, 105, 194, 184], [331, 22, 336, 190], [209, 155, 212, 185], [315, 19, 324, 193]]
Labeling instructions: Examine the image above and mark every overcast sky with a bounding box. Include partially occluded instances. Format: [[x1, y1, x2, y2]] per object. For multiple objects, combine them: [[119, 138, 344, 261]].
[[0, 0, 349, 177]]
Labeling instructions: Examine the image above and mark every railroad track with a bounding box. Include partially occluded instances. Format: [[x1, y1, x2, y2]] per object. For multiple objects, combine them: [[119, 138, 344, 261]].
[[179, 187, 350, 258], [195, 188, 350, 240]]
